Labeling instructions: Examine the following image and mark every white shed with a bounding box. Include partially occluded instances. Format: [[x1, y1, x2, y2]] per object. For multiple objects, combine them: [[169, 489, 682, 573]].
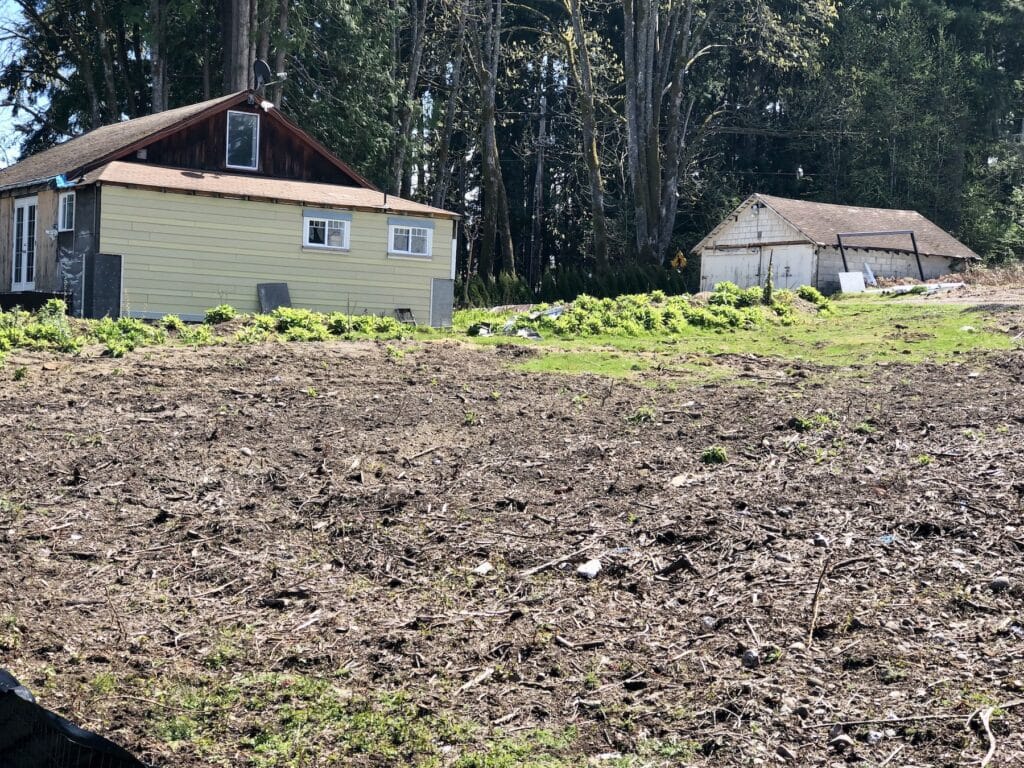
[[694, 194, 979, 293]]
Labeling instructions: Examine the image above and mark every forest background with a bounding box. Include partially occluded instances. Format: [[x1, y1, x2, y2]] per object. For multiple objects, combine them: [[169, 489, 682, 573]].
[[0, 0, 1021, 303]]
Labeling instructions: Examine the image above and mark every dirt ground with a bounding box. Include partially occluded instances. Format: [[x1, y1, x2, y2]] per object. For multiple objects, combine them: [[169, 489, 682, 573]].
[[1, 337, 1023, 766]]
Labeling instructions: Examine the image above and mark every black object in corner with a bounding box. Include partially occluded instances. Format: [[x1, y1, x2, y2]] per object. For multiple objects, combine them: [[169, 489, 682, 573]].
[[0, 669, 146, 768]]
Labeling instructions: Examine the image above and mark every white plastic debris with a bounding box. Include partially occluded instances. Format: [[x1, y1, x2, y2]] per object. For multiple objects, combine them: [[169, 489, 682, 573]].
[[472, 561, 494, 576], [576, 559, 602, 579]]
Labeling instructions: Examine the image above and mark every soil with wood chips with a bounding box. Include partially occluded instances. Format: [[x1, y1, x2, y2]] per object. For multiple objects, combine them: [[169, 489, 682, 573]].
[[1, 340, 1022, 767]]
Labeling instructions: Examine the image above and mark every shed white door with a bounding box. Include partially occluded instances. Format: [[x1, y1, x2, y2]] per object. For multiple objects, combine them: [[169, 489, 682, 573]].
[[12, 196, 37, 291], [765, 244, 814, 289], [700, 249, 762, 290]]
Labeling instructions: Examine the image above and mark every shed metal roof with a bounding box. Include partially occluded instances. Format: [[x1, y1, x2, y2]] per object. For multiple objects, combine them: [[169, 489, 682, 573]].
[[695, 194, 979, 260], [85, 161, 457, 220]]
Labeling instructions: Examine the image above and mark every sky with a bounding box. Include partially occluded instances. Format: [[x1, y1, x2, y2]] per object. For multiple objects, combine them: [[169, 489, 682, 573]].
[[0, 0, 23, 167]]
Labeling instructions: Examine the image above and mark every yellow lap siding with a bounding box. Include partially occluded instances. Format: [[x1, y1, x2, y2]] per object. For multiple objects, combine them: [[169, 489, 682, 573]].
[[99, 185, 454, 321]]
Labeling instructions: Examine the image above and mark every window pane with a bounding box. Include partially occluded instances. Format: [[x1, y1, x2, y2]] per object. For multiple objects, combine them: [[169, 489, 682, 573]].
[[61, 195, 74, 230], [327, 221, 346, 247], [411, 232, 428, 254], [14, 208, 22, 283], [308, 220, 326, 245], [393, 227, 410, 252], [227, 112, 258, 168], [26, 205, 35, 281]]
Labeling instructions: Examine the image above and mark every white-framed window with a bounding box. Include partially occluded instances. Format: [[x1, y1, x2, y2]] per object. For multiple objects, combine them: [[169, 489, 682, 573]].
[[388, 221, 433, 257], [58, 191, 75, 232], [303, 208, 351, 250], [226, 110, 259, 170]]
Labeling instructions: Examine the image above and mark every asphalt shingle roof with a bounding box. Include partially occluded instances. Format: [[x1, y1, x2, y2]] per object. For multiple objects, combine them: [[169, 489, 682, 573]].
[[85, 161, 457, 219], [756, 194, 979, 260], [0, 92, 246, 191]]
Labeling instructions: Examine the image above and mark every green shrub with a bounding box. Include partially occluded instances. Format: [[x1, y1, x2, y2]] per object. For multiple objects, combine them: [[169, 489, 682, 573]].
[[326, 312, 353, 336], [179, 323, 218, 346], [161, 314, 186, 332], [701, 446, 728, 464], [204, 304, 237, 324], [796, 285, 829, 307], [235, 325, 271, 344], [93, 317, 166, 355]]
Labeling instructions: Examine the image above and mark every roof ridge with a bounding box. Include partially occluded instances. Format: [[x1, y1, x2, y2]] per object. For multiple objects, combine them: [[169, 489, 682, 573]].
[[755, 193, 923, 217]]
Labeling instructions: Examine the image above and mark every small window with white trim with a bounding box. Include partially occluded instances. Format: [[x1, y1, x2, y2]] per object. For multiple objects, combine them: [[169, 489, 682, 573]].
[[389, 224, 432, 257], [58, 191, 75, 232], [303, 210, 351, 249], [226, 110, 259, 170]]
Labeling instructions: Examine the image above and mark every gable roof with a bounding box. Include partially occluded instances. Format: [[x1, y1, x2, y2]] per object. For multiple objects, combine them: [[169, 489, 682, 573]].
[[0, 92, 247, 191], [0, 91, 376, 192], [84, 161, 457, 220], [696, 194, 979, 260]]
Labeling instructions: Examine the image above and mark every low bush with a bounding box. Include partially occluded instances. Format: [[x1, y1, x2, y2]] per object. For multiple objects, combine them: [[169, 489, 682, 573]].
[[204, 304, 237, 324]]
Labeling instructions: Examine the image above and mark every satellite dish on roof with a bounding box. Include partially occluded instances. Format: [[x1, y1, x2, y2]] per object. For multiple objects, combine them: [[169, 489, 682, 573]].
[[253, 59, 273, 89]]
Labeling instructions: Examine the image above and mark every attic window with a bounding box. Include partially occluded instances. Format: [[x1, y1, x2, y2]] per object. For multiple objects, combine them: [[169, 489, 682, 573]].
[[226, 111, 259, 170], [58, 192, 75, 232]]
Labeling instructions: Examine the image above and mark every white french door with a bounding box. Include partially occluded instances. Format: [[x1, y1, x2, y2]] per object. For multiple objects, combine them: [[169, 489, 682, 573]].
[[12, 196, 37, 291]]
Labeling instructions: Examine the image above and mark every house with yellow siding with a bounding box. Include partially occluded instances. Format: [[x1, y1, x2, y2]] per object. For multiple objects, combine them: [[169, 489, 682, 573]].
[[0, 90, 458, 325]]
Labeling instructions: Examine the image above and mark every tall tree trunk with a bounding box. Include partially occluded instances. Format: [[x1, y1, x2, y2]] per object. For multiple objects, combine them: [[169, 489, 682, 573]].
[[622, 0, 703, 264], [223, 0, 253, 92], [431, 0, 466, 208], [91, 1, 120, 123], [114, 16, 138, 117], [150, 0, 168, 112], [528, 59, 548, 290], [391, 0, 430, 195], [272, 0, 289, 106], [563, 0, 609, 269], [471, 0, 514, 277]]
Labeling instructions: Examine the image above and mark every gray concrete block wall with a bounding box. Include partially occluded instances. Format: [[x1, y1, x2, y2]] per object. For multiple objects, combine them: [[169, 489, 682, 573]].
[[815, 247, 955, 293]]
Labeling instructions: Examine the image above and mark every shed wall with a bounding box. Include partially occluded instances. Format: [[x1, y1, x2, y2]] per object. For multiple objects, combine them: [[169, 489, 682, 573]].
[[708, 203, 804, 246], [0, 188, 61, 294], [700, 244, 815, 291], [815, 247, 956, 294], [98, 185, 454, 323]]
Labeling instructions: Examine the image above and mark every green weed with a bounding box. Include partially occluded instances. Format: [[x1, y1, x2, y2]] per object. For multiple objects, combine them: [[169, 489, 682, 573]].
[[701, 446, 728, 464], [204, 305, 237, 324]]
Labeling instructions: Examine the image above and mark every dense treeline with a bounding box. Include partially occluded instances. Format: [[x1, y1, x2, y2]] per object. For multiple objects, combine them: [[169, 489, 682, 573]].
[[1, 0, 1021, 298]]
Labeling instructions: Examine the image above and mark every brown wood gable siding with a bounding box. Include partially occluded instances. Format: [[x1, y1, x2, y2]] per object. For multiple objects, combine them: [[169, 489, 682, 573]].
[[0, 187, 60, 293], [125, 105, 362, 186]]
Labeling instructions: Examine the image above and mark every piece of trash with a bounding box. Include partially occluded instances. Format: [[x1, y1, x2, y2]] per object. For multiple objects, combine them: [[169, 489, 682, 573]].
[[473, 561, 494, 576], [515, 328, 542, 340], [878, 533, 896, 546], [468, 323, 492, 336], [959, 325, 976, 333], [741, 648, 760, 669], [812, 533, 829, 548], [577, 559, 602, 579], [527, 305, 565, 321]]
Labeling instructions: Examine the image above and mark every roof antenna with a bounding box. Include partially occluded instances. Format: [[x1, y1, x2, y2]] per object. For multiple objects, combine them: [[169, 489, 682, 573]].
[[253, 59, 288, 92]]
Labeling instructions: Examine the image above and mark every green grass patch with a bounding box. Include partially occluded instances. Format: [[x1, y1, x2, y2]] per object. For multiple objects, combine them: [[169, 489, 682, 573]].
[[515, 350, 649, 377], [140, 671, 598, 766], [480, 295, 1014, 376]]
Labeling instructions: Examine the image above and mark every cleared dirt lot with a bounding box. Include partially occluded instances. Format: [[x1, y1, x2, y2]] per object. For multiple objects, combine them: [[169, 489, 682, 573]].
[[1, 338, 1022, 766]]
